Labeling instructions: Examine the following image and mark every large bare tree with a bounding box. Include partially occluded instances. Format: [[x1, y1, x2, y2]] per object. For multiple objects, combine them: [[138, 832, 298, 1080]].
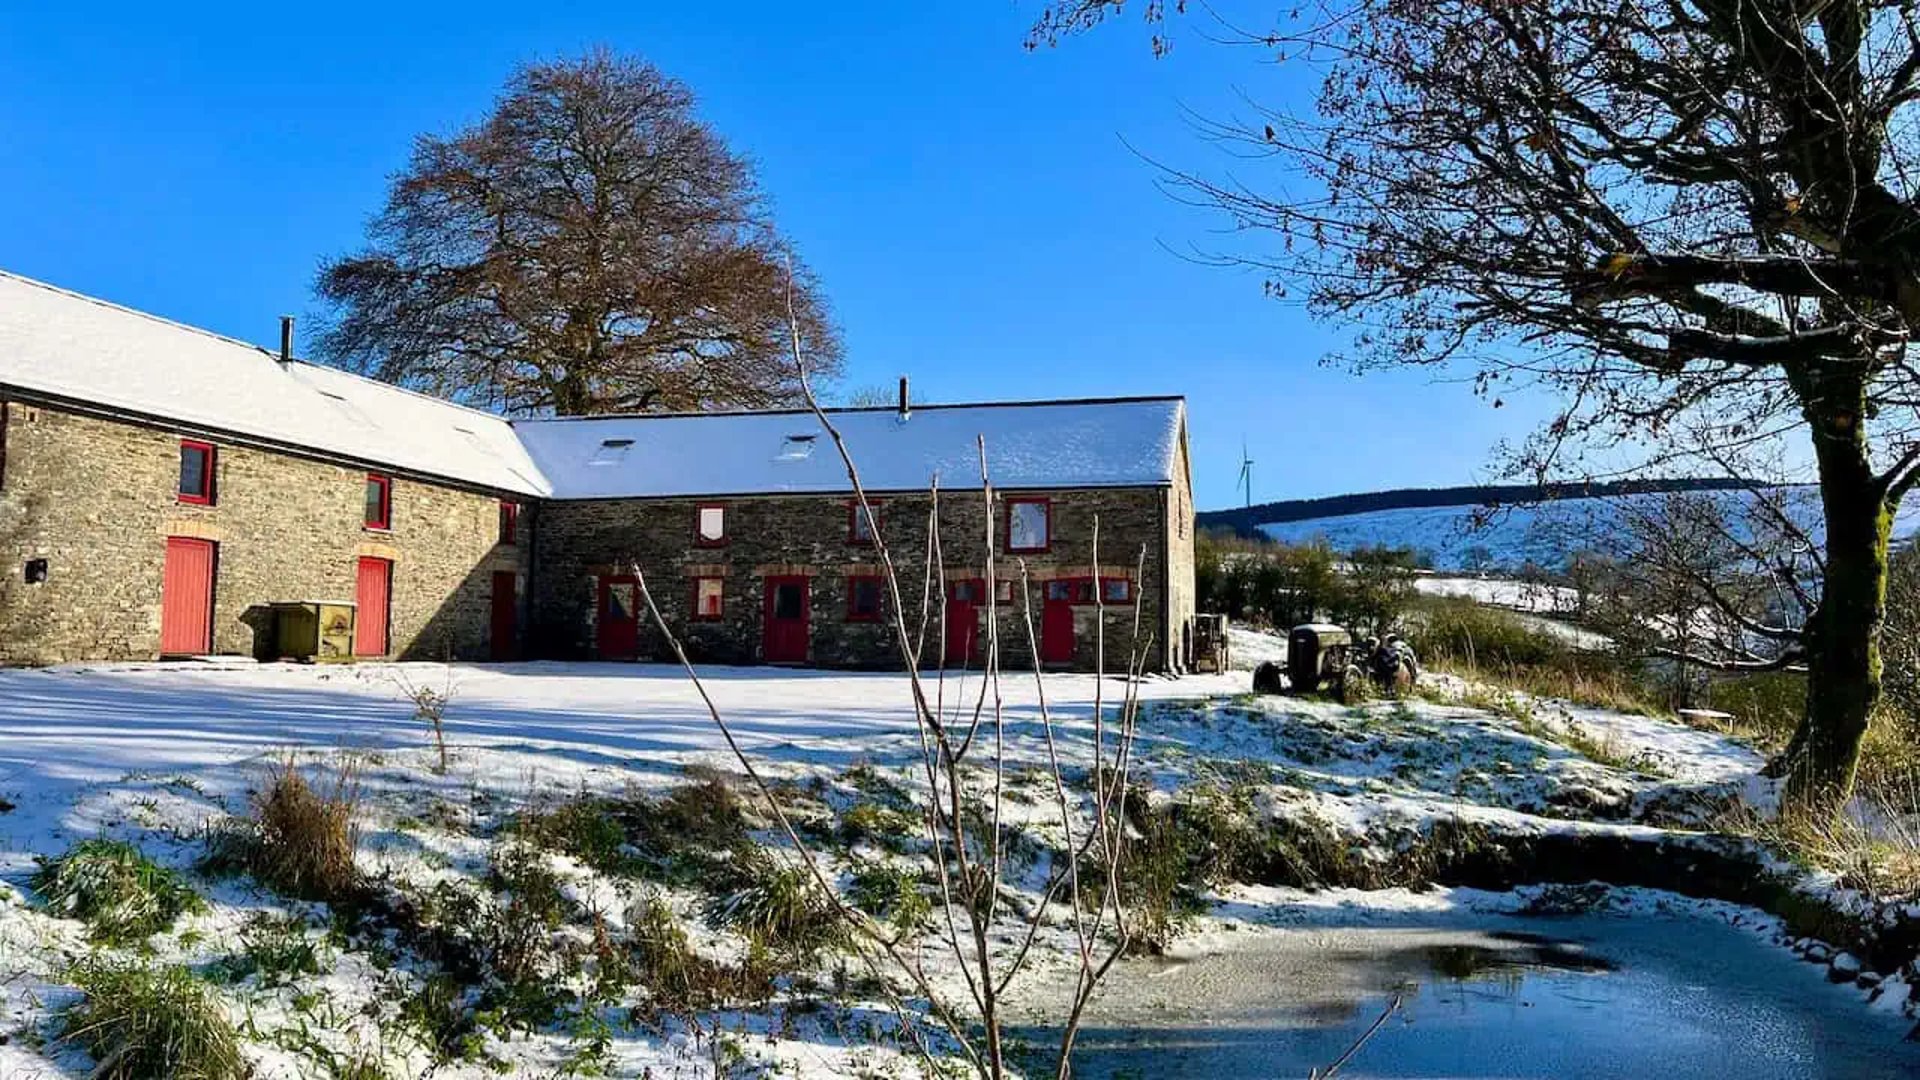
[[1039, 0, 1920, 805], [315, 49, 842, 414]]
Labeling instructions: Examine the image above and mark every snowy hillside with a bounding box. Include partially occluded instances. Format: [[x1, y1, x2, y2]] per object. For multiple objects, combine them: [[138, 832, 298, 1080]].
[[1257, 490, 1920, 571]]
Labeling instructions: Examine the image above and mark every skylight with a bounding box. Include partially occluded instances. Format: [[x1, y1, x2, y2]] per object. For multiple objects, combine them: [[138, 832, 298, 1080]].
[[776, 434, 818, 461], [590, 438, 635, 466]]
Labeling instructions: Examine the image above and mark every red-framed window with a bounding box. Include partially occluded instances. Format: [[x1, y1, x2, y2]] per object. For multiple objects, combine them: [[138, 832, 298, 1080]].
[[1006, 497, 1051, 553], [846, 499, 884, 545], [692, 576, 725, 621], [1045, 578, 1095, 604], [498, 500, 520, 545], [178, 440, 216, 505], [846, 575, 885, 622], [364, 474, 392, 530], [1100, 577, 1133, 604], [695, 503, 727, 547]]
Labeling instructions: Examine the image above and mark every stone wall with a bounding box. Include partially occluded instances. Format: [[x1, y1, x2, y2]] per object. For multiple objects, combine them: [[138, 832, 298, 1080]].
[[0, 399, 528, 664], [533, 485, 1190, 671], [1164, 432, 1198, 670]]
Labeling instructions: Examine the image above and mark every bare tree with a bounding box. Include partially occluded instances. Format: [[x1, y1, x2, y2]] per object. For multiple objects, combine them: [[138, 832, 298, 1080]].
[[1038, 1, 1920, 806], [315, 48, 843, 415]]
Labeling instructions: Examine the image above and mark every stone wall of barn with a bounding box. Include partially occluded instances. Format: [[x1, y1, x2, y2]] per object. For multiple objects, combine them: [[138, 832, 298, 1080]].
[[0, 399, 528, 665], [531, 485, 1191, 672], [1164, 431, 1198, 670]]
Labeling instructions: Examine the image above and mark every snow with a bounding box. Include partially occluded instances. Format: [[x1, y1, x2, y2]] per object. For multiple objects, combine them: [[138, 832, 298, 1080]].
[[0, 658, 1901, 1077], [514, 397, 1186, 498], [0, 270, 548, 496]]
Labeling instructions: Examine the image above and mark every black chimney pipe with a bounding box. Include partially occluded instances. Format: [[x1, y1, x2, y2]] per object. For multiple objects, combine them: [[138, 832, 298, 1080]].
[[897, 375, 910, 420], [279, 316, 294, 363]]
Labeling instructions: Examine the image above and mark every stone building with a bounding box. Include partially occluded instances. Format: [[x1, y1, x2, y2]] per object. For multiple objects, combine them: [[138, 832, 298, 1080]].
[[0, 270, 1196, 671]]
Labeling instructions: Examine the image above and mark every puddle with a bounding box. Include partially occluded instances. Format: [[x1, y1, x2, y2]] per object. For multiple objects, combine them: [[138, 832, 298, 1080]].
[[1029, 909, 1920, 1079]]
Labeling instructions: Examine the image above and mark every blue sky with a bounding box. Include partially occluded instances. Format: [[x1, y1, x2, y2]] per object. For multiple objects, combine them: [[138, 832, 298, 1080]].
[[0, 2, 1549, 510]]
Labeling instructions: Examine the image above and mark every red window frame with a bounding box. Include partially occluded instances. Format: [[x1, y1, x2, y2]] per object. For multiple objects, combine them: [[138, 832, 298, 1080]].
[[691, 576, 725, 621], [1046, 578, 1095, 604], [846, 499, 885, 546], [178, 439, 216, 505], [846, 574, 885, 622], [1005, 497, 1052, 554], [1100, 577, 1133, 604], [364, 473, 393, 530], [694, 503, 728, 547], [498, 500, 519, 545]]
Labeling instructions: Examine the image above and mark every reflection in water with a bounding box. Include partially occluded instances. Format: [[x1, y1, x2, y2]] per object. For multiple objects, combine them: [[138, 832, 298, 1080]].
[[1027, 910, 1920, 1080]]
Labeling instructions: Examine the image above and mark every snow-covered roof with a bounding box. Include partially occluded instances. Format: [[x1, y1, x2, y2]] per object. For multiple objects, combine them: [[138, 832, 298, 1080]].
[[0, 270, 548, 496], [513, 398, 1186, 499]]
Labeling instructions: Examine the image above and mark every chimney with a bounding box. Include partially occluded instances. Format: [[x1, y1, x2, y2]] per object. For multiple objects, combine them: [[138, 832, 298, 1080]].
[[897, 375, 911, 421], [278, 316, 295, 364]]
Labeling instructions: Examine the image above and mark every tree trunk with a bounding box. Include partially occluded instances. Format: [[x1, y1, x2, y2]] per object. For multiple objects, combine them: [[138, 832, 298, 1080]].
[[1774, 366, 1893, 807]]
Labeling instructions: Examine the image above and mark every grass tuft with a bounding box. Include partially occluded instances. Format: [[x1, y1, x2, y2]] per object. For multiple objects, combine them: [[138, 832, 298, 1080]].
[[708, 857, 842, 958], [203, 759, 362, 902], [61, 958, 244, 1080], [32, 840, 204, 945]]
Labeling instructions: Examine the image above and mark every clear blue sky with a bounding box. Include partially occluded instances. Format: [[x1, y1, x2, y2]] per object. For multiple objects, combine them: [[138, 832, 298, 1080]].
[[0, 1, 1551, 510]]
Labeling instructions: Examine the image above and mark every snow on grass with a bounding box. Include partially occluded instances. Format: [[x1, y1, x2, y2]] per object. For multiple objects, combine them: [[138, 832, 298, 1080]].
[[0, 656, 1880, 1077]]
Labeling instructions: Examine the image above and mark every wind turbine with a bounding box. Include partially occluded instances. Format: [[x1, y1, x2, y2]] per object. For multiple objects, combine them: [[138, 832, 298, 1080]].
[[1236, 440, 1255, 512]]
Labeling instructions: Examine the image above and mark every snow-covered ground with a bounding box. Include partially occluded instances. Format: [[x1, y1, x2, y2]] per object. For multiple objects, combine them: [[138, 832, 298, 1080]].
[[0, 658, 1906, 1078]]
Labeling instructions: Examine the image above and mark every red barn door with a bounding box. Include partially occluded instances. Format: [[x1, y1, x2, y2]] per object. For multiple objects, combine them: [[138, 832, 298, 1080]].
[[597, 575, 641, 660], [946, 579, 982, 666], [762, 576, 810, 663], [160, 537, 216, 655], [354, 557, 392, 657], [489, 570, 518, 661]]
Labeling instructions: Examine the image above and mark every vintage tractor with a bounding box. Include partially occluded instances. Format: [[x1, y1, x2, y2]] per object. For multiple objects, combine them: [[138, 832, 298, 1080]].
[[1287, 623, 1362, 697]]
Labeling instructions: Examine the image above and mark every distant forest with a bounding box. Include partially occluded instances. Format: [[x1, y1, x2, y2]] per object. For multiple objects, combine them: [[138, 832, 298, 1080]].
[[1197, 477, 1761, 537]]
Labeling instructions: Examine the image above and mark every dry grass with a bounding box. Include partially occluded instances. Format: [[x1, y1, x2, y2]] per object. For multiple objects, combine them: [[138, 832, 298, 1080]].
[[204, 758, 362, 902]]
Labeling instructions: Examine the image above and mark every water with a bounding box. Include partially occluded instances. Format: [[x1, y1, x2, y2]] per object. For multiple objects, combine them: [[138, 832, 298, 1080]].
[[1048, 909, 1920, 1079]]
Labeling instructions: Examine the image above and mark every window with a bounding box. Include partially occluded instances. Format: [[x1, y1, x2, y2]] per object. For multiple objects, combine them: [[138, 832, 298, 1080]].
[[1102, 577, 1132, 604], [952, 579, 984, 604], [1006, 498, 1051, 553], [847, 575, 885, 622], [364, 474, 392, 530], [178, 440, 215, 505], [24, 558, 47, 584], [997, 580, 1014, 603], [498, 501, 519, 545], [1046, 578, 1094, 604], [589, 438, 634, 465], [777, 433, 817, 460], [847, 500, 883, 545], [696, 504, 727, 546], [693, 577, 725, 620]]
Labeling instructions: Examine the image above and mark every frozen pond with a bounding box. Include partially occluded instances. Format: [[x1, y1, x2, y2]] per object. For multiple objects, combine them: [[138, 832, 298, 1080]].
[[1048, 907, 1920, 1079]]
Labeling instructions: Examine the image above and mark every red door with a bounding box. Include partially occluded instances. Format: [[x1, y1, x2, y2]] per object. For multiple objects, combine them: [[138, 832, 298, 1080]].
[[762, 576, 810, 663], [489, 571, 518, 661], [354, 557, 392, 657], [597, 575, 641, 660], [946, 579, 983, 666], [160, 537, 216, 655], [1044, 588, 1075, 664]]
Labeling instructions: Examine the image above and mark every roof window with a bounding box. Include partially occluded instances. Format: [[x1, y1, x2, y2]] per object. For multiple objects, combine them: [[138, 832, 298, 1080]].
[[590, 438, 634, 465], [777, 434, 817, 461]]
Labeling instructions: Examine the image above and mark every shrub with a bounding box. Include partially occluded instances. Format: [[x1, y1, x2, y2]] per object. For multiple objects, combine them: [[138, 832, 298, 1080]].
[[513, 798, 633, 874], [708, 857, 842, 958], [845, 863, 930, 935], [837, 802, 918, 852], [61, 959, 244, 1080], [204, 760, 362, 902], [32, 840, 204, 944]]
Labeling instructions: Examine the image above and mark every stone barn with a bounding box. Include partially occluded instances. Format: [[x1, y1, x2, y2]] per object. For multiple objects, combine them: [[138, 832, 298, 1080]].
[[0, 269, 1196, 672]]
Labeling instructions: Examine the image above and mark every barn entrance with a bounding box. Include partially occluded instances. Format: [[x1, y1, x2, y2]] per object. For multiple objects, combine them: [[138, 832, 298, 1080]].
[[354, 557, 392, 656], [762, 576, 810, 663], [489, 570, 518, 661], [596, 575, 641, 660], [946, 578, 984, 666], [160, 537, 216, 656]]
